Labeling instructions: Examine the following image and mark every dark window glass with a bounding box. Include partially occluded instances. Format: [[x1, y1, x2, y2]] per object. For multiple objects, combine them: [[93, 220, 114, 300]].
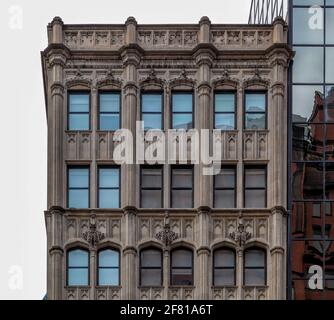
[[171, 249, 193, 286], [140, 167, 163, 208], [98, 167, 120, 208], [213, 249, 236, 286], [171, 167, 193, 208], [326, 87, 334, 123], [214, 168, 236, 208], [245, 93, 266, 129], [244, 249, 266, 286], [325, 163, 334, 200], [99, 93, 120, 131], [68, 167, 89, 208], [215, 93, 236, 130], [142, 93, 163, 130], [68, 93, 90, 130], [140, 249, 162, 287], [98, 249, 119, 286], [67, 249, 89, 286], [172, 93, 193, 129], [292, 163, 324, 200], [244, 167, 266, 208]]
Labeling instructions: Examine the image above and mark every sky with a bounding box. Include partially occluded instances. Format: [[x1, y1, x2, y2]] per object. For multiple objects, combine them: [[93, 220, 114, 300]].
[[0, 0, 250, 299]]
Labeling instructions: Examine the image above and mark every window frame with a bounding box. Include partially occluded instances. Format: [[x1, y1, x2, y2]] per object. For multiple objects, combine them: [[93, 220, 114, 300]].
[[170, 165, 194, 208], [171, 91, 194, 130], [139, 247, 163, 287], [244, 165, 267, 208], [140, 165, 163, 208], [97, 248, 120, 287], [66, 248, 90, 287], [67, 91, 91, 131], [243, 247, 267, 286], [244, 90, 268, 130], [140, 90, 164, 131], [98, 91, 121, 131], [97, 165, 120, 209], [213, 248, 236, 287], [214, 91, 237, 130], [213, 166, 237, 208], [67, 165, 90, 208], [170, 248, 194, 287]]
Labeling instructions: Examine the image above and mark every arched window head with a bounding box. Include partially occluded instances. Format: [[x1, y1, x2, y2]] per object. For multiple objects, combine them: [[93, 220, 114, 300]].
[[213, 248, 236, 286], [140, 248, 162, 287], [67, 248, 89, 286], [244, 248, 266, 286], [97, 248, 120, 286], [171, 248, 193, 286]]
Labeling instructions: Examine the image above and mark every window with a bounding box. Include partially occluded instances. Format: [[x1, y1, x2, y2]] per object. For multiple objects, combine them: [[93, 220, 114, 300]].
[[171, 167, 193, 208], [140, 167, 163, 208], [141, 93, 163, 130], [172, 93, 193, 129], [68, 167, 89, 208], [67, 248, 89, 286], [140, 248, 162, 287], [215, 92, 236, 130], [245, 92, 266, 130], [244, 166, 266, 208], [99, 92, 120, 131], [171, 249, 193, 286], [98, 167, 120, 208], [214, 167, 236, 208], [213, 248, 236, 286], [244, 248, 266, 286], [68, 92, 90, 130], [97, 249, 119, 286]]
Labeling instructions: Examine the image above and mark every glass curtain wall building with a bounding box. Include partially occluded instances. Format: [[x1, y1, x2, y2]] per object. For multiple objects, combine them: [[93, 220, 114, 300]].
[[290, 0, 334, 300]]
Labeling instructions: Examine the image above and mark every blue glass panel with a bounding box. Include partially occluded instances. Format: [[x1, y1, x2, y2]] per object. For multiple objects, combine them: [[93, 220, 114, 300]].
[[99, 249, 119, 267], [172, 114, 192, 129], [99, 189, 119, 208], [68, 190, 89, 208], [68, 249, 88, 267], [246, 94, 266, 112], [68, 269, 88, 286], [293, 0, 323, 4], [142, 114, 162, 130], [69, 169, 89, 188], [326, 48, 334, 83], [100, 114, 120, 131], [326, 9, 334, 44], [69, 94, 89, 112], [69, 114, 89, 130], [99, 94, 120, 112], [142, 94, 162, 112], [99, 168, 119, 188], [245, 114, 266, 130], [215, 114, 235, 130], [215, 94, 235, 112], [172, 94, 192, 112], [98, 269, 119, 286]]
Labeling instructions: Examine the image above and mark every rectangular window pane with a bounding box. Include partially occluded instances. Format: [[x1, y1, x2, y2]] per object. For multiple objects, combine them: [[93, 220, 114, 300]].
[[244, 269, 265, 286], [326, 48, 334, 83], [141, 269, 162, 286], [99, 114, 120, 131], [172, 114, 192, 130], [172, 169, 192, 188], [171, 269, 192, 285], [68, 269, 88, 286], [214, 269, 235, 286], [69, 94, 89, 112], [326, 9, 334, 44], [215, 94, 235, 112], [69, 169, 89, 188], [68, 189, 89, 208], [142, 114, 162, 130], [245, 251, 264, 267], [98, 268, 119, 286], [99, 189, 119, 208], [245, 169, 266, 188], [142, 94, 162, 112], [99, 250, 119, 267], [68, 251, 88, 267], [245, 189, 266, 208], [99, 168, 119, 188], [141, 250, 162, 267], [173, 94, 192, 112], [215, 169, 235, 188], [215, 114, 235, 130], [172, 190, 192, 208], [141, 190, 162, 208], [245, 113, 266, 130], [142, 168, 162, 188], [214, 190, 235, 208], [215, 251, 235, 267], [69, 114, 89, 131], [100, 93, 120, 112], [172, 250, 192, 267], [246, 94, 266, 112]]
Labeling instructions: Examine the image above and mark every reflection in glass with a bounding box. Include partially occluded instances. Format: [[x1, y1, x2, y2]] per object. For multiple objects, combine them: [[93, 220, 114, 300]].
[[293, 47, 323, 83], [326, 86, 334, 122], [293, 124, 324, 161], [293, 86, 324, 123], [325, 163, 334, 200]]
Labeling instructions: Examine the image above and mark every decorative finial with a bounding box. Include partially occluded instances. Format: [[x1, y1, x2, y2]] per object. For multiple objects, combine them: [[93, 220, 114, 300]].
[[155, 211, 178, 247]]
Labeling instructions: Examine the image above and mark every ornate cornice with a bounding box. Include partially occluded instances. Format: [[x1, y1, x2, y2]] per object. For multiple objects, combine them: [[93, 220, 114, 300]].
[[169, 68, 196, 89]]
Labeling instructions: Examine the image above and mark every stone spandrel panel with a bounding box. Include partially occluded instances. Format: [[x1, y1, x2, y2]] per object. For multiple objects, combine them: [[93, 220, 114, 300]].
[[243, 131, 268, 160], [212, 287, 237, 300], [139, 288, 163, 300], [65, 132, 92, 160]]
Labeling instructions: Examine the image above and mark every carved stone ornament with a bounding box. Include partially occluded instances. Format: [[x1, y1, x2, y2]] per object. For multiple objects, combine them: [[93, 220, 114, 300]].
[[229, 218, 251, 247], [82, 215, 105, 247], [155, 212, 178, 246]]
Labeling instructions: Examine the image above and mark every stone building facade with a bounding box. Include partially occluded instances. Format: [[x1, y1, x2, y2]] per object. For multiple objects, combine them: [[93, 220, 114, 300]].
[[41, 16, 292, 300]]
